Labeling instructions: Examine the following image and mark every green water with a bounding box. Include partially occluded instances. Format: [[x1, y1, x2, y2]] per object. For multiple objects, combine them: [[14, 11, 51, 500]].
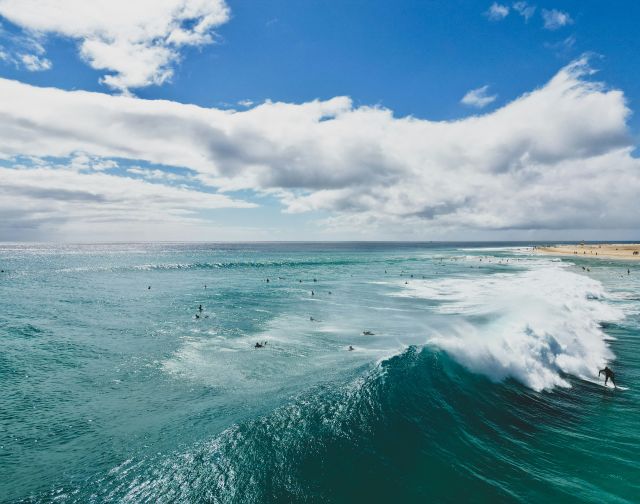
[[0, 242, 638, 503]]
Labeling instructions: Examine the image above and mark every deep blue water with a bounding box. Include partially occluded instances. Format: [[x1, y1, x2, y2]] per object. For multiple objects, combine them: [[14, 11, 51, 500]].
[[0, 242, 638, 503]]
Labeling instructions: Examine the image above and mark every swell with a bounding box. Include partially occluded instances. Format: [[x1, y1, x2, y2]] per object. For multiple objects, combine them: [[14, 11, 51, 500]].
[[26, 346, 637, 504], [52, 256, 432, 274]]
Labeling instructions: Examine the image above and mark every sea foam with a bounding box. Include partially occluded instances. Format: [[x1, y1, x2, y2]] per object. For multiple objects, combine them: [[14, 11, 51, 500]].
[[399, 266, 623, 391]]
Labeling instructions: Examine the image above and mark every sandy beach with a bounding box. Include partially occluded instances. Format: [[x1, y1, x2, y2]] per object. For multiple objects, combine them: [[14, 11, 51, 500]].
[[537, 243, 640, 261]]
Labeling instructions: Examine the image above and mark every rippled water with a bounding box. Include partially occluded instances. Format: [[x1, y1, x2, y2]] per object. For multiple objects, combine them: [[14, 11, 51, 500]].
[[1, 242, 638, 503]]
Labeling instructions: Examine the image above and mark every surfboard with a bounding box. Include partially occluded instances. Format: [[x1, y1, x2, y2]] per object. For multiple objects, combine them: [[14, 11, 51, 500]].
[[607, 384, 629, 391], [583, 378, 629, 390]]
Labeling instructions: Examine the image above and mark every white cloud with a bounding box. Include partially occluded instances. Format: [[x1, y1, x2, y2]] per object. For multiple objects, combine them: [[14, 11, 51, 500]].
[[0, 21, 52, 71], [512, 1, 536, 21], [460, 85, 497, 108], [0, 0, 230, 91], [542, 9, 573, 30], [0, 57, 638, 240], [485, 3, 510, 21], [545, 35, 576, 56], [19, 53, 51, 71], [127, 166, 193, 182], [0, 161, 255, 240], [0, 49, 51, 71]]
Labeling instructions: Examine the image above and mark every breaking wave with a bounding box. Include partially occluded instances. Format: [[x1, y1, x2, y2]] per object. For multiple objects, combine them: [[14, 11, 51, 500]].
[[397, 266, 623, 391]]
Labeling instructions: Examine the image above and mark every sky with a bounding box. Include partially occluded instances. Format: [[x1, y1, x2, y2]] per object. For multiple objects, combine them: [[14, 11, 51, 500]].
[[0, 0, 639, 241]]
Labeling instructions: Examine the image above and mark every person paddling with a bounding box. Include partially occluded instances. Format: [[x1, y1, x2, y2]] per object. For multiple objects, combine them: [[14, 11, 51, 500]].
[[598, 366, 617, 388]]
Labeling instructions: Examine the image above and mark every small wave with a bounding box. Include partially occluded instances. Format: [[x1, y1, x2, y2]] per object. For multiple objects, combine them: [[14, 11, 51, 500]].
[[55, 258, 373, 274]]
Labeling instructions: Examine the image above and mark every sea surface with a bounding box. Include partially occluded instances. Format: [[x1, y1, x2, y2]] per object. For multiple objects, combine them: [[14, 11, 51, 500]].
[[0, 242, 638, 503]]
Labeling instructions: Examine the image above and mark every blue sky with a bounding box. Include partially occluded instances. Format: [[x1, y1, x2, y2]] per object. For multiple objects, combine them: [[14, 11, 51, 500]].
[[3, 1, 638, 122], [0, 1, 639, 241]]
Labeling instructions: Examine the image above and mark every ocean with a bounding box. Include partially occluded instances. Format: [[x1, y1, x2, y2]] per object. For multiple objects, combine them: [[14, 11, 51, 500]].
[[0, 242, 638, 503]]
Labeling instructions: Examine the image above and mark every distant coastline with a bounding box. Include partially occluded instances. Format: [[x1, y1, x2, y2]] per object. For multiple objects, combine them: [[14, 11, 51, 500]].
[[537, 243, 640, 261]]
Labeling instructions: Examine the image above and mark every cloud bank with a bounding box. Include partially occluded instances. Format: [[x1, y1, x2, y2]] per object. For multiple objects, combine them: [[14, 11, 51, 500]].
[[0, 58, 639, 240], [0, 0, 230, 91]]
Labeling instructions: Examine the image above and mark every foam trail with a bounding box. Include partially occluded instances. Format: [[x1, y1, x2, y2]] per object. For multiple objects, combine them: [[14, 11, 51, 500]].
[[401, 267, 624, 391]]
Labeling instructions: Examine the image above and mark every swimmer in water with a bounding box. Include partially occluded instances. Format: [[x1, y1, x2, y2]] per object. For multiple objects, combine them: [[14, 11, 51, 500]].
[[348, 346, 354, 351]]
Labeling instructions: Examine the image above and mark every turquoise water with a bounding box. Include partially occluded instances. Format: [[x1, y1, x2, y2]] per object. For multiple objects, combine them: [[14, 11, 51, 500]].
[[1, 242, 638, 503]]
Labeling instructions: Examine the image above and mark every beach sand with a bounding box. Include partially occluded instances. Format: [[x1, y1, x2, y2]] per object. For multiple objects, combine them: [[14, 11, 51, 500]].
[[537, 243, 640, 261]]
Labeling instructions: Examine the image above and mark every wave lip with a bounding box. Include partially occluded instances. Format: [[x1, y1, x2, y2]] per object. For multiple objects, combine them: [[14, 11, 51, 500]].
[[404, 267, 624, 391]]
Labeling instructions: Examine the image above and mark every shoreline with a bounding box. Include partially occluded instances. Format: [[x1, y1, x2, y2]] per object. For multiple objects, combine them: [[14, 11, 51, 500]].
[[536, 243, 640, 261]]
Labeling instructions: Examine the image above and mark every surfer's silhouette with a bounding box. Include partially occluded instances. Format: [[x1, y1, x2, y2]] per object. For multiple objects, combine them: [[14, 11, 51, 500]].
[[598, 366, 617, 388]]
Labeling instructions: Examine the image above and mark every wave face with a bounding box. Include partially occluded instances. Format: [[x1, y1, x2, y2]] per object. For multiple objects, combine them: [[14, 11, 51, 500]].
[[1, 242, 638, 503]]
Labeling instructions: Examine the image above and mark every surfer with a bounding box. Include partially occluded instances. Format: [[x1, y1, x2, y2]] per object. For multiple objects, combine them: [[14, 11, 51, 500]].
[[598, 366, 617, 388], [255, 342, 264, 348], [348, 345, 354, 351], [198, 304, 203, 312]]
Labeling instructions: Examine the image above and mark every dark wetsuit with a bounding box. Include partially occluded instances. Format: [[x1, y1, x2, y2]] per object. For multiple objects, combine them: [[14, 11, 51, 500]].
[[598, 367, 616, 388]]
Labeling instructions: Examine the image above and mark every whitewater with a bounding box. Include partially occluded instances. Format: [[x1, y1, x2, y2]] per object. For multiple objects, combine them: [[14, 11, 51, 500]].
[[0, 242, 638, 503]]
